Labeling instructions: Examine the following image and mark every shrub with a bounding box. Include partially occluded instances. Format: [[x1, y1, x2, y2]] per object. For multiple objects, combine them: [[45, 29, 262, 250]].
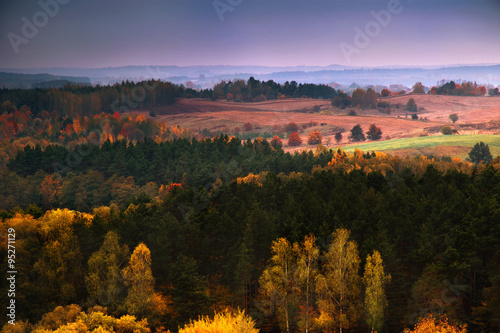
[[243, 123, 253, 131], [307, 130, 323, 145], [331, 92, 351, 108], [284, 122, 300, 133], [288, 132, 302, 146], [403, 315, 467, 333], [441, 126, 453, 135], [377, 101, 391, 108], [179, 310, 259, 333], [348, 109, 357, 116]]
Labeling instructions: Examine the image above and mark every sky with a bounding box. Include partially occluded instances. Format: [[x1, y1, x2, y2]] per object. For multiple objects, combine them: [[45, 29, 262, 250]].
[[1, 0, 500, 68]]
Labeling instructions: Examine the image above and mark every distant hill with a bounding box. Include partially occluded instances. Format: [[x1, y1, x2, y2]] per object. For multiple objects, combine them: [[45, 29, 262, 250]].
[[1, 64, 499, 89], [0, 72, 91, 89], [31, 79, 91, 89]]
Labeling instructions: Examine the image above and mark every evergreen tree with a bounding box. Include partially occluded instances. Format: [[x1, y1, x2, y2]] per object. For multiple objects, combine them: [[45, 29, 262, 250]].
[[348, 124, 365, 142], [406, 98, 417, 112], [366, 124, 382, 141], [335, 132, 343, 144], [468, 141, 493, 164], [172, 256, 211, 327]]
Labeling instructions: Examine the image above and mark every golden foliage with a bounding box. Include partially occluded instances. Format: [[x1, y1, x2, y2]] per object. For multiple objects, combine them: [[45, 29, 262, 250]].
[[179, 309, 259, 333], [404, 315, 467, 333], [30, 309, 150, 333], [325, 148, 484, 177], [236, 172, 268, 186]]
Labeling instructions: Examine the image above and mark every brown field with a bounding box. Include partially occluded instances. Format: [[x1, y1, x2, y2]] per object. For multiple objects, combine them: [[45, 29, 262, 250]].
[[136, 96, 500, 152], [382, 94, 500, 123]]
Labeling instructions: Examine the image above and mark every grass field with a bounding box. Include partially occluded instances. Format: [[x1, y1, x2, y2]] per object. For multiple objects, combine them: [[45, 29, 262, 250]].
[[342, 134, 500, 159]]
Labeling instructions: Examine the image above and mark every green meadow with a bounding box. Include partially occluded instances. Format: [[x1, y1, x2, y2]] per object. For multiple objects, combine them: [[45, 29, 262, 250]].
[[342, 134, 500, 159]]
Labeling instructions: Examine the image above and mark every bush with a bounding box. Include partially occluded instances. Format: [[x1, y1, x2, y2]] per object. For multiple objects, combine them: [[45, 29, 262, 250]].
[[149, 111, 156, 117], [179, 310, 259, 333], [404, 315, 467, 333], [243, 123, 253, 131], [284, 122, 300, 133], [441, 126, 453, 135], [288, 132, 302, 146], [331, 92, 351, 108], [377, 101, 391, 108], [307, 130, 323, 145], [348, 109, 357, 116]]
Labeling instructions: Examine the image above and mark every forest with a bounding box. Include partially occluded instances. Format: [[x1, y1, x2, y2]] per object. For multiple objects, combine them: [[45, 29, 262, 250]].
[[1, 80, 500, 333], [1, 141, 500, 332]]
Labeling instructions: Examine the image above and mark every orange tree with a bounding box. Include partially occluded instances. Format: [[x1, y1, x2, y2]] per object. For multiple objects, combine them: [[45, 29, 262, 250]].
[[288, 132, 302, 146], [307, 130, 323, 145]]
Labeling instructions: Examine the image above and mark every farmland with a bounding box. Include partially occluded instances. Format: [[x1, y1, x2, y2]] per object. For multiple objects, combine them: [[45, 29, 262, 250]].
[[342, 134, 500, 160], [139, 95, 500, 158]]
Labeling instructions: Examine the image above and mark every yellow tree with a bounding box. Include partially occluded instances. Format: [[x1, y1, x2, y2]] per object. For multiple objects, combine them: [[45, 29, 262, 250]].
[[85, 231, 129, 312], [34, 209, 84, 304], [294, 234, 320, 333], [363, 250, 391, 333], [122, 243, 169, 321], [316, 229, 361, 333], [259, 237, 295, 333]]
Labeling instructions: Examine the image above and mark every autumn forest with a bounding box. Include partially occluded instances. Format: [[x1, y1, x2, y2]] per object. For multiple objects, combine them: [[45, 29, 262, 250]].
[[1, 80, 500, 333]]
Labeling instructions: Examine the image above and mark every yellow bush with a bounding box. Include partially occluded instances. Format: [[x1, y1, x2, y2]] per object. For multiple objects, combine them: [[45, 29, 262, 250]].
[[179, 310, 259, 333], [404, 315, 467, 333]]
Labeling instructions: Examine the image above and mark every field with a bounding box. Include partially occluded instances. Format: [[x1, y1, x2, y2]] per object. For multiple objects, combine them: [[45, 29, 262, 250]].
[[138, 95, 500, 158], [342, 134, 500, 160]]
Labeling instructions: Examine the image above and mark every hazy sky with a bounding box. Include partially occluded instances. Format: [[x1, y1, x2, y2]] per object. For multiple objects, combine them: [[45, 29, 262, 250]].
[[1, 0, 500, 68]]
